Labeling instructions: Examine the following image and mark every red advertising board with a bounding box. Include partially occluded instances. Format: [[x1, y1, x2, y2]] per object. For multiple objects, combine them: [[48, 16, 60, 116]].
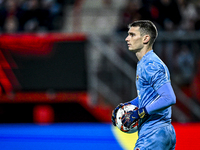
[[173, 123, 200, 149]]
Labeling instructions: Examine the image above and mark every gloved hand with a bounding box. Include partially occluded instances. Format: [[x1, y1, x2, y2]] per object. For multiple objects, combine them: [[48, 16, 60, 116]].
[[121, 107, 148, 128], [111, 103, 130, 126]]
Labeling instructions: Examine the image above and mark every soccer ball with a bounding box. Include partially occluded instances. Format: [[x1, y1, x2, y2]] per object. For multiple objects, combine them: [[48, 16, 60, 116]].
[[116, 104, 138, 133]]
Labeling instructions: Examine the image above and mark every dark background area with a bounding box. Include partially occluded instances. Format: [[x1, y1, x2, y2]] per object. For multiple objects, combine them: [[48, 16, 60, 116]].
[[12, 41, 87, 91]]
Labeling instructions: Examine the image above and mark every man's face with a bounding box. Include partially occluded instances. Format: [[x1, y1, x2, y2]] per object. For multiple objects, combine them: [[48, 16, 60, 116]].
[[125, 27, 144, 52]]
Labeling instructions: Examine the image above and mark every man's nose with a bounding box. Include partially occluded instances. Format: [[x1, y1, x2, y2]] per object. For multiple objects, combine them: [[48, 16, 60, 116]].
[[125, 36, 129, 41]]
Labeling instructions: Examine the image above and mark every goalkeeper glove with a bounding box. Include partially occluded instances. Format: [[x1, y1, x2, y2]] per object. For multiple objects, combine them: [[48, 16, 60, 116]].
[[121, 107, 148, 128]]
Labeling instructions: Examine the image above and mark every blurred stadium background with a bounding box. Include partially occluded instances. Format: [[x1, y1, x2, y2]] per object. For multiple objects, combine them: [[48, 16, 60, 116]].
[[0, 0, 200, 149]]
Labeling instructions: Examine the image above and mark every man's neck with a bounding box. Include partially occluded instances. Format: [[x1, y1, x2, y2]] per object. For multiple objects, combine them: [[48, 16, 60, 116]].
[[136, 47, 152, 61]]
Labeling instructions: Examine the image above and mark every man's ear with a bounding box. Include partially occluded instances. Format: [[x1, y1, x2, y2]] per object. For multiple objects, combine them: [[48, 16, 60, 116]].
[[143, 35, 150, 44]]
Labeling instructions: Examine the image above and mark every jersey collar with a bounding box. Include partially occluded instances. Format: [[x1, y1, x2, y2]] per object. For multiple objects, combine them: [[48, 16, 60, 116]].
[[137, 50, 153, 64]]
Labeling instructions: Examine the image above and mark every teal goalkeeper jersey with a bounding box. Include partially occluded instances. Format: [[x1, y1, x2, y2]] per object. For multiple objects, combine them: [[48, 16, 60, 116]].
[[135, 50, 172, 135]]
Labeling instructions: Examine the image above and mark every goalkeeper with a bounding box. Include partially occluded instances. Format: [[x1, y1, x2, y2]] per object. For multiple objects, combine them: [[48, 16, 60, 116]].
[[112, 20, 176, 150]]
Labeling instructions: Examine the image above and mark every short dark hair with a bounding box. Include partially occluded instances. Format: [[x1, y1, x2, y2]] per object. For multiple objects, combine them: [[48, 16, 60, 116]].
[[128, 20, 158, 46]]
